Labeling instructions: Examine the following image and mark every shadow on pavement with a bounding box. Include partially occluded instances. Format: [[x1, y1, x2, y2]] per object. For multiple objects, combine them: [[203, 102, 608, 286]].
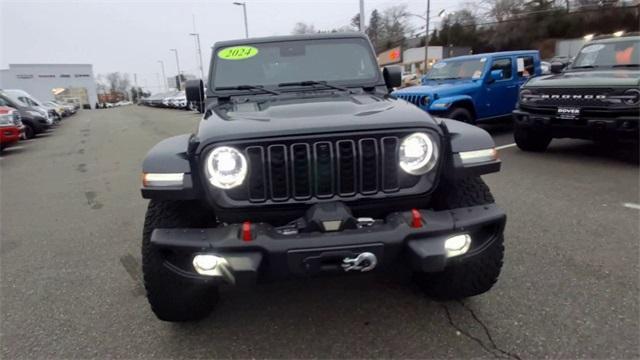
[[546, 140, 639, 165], [151, 272, 513, 359], [477, 119, 514, 137], [0, 146, 27, 156]]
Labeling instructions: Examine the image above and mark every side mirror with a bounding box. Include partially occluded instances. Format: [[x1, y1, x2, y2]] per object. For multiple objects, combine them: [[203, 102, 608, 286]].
[[383, 66, 402, 89], [488, 69, 504, 83], [185, 79, 204, 104], [550, 62, 565, 74]]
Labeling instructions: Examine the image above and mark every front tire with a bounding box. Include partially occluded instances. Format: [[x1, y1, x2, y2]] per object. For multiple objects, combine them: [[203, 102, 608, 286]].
[[415, 177, 504, 299], [514, 125, 551, 152], [142, 200, 219, 322], [23, 124, 35, 139], [447, 107, 475, 124]]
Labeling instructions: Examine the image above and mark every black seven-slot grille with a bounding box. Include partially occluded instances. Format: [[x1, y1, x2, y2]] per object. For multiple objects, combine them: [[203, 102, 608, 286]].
[[216, 131, 435, 204]]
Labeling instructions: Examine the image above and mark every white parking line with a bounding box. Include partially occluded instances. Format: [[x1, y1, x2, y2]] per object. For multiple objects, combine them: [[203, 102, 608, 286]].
[[622, 203, 640, 210], [496, 143, 517, 150]]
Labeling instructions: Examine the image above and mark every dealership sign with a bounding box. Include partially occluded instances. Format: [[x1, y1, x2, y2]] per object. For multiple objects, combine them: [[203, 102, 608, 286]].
[[378, 47, 402, 66]]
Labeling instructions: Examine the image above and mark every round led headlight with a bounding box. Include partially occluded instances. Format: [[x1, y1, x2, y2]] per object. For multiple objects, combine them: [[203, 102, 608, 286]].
[[399, 132, 438, 175], [205, 146, 247, 189]]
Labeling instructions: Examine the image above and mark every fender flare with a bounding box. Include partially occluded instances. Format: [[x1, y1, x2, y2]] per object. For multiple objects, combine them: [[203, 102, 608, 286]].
[[141, 134, 200, 199], [441, 119, 501, 178], [428, 94, 474, 113]]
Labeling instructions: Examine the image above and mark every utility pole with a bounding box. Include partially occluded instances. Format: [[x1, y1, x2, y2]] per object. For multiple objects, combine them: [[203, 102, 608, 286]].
[[233, 2, 249, 38], [170, 48, 181, 89], [157, 60, 167, 91], [359, 0, 365, 33], [190, 15, 205, 80], [190, 33, 205, 80], [423, 0, 431, 74]]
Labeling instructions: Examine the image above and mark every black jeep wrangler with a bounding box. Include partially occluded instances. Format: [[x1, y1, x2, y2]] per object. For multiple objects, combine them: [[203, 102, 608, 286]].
[[514, 34, 639, 151], [140, 33, 506, 322]]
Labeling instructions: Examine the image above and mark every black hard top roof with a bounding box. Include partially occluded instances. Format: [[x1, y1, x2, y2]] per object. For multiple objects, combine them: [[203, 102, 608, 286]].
[[213, 32, 369, 49]]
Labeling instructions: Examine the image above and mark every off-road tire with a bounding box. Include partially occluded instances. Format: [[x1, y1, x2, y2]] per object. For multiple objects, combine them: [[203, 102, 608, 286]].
[[514, 125, 551, 152], [142, 200, 219, 322], [416, 177, 504, 300], [447, 107, 475, 124]]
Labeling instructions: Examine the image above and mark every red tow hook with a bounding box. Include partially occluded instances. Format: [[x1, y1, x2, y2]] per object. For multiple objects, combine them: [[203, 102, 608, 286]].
[[242, 221, 253, 241], [411, 209, 423, 228]]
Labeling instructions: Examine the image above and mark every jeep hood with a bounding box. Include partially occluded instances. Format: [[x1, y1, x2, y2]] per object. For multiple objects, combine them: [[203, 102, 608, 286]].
[[195, 93, 440, 151], [392, 79, 478, 97], [524, 69, 640, 88]]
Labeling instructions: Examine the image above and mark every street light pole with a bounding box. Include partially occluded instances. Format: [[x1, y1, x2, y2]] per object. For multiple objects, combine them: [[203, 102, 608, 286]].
[[170, 49, 181, 76], [190, 33, 205, 80], [157, 60, 167, 91], [359, 0, 365, 33], [233, 2, 249, 38], [423, 0, 431, 74], [170, 48, 181, 89]]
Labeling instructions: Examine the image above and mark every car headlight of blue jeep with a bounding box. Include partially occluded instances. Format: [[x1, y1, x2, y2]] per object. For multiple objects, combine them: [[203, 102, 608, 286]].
[[399, 132, 438, 175], [420, 96, 431, 106], [205, 146, 248, 189]]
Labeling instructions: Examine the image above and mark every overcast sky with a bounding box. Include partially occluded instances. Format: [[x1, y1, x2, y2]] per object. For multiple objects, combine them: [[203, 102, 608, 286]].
[[1, 0, 462, 92]]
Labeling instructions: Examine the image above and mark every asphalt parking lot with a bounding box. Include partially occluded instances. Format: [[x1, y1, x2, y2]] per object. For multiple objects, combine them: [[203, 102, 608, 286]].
[[1, 106, 638, 359]]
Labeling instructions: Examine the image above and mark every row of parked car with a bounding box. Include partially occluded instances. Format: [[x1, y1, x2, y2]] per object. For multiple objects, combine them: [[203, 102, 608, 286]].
[[140, 90, 193, 110], [393, 33, 639, 150], [0, 89, 78, 151]]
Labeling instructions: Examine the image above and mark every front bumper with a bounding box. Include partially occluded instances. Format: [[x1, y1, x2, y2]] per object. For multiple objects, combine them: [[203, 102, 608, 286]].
[[514, 109, 639, 141], [151, 204, 506, 286]]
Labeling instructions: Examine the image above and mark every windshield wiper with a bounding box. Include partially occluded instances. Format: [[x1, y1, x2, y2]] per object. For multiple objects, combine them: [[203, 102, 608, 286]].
[[215, 85, 280, 95], [612, 64, 640, 68], [277, 80, 349, 92], [571, 65, 598, 69]]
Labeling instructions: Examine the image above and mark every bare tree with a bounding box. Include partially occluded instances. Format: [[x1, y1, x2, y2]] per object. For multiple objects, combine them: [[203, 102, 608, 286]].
[[292, 22, 316, 34], [379, 4, 413, 49], [481, 0, 525, 21]]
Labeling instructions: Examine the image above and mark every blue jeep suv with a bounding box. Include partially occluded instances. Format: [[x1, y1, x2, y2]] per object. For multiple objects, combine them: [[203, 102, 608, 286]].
[[393, 50, 541, 124]]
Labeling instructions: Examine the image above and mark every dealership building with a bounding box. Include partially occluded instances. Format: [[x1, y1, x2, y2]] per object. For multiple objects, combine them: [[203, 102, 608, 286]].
[[378, 45, 472, 75], [0, 64, 98, 109]]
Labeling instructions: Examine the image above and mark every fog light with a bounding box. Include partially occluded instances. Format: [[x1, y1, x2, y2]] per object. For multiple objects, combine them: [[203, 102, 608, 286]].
[[193, 254, 222, 274], [444, 234, 471, 258], [322, 220, 342, 232]]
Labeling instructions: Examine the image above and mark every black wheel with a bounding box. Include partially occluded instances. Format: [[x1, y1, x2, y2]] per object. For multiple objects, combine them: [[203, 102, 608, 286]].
[[415, 177, 504, 300], [514, 125, 551, 152], [142, 200, 219, 322], [23, 124, 35, 139], [447, 107, 475, 124]]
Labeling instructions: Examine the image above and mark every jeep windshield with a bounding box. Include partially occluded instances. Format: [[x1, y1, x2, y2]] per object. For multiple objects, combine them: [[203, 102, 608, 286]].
[[572, 38, 640, 69], [425, 59, 486, 80], [212, 37, 379, 91]]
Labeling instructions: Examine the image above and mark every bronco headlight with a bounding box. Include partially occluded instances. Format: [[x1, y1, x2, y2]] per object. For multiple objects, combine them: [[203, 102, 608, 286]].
[[205, 146, 247, 189], [399, 132, 438, 175], [520, 89, 532, 103]]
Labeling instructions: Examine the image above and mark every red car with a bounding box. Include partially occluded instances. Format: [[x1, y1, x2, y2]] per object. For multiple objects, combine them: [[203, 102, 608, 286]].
[[0, 106, 24, 150]]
